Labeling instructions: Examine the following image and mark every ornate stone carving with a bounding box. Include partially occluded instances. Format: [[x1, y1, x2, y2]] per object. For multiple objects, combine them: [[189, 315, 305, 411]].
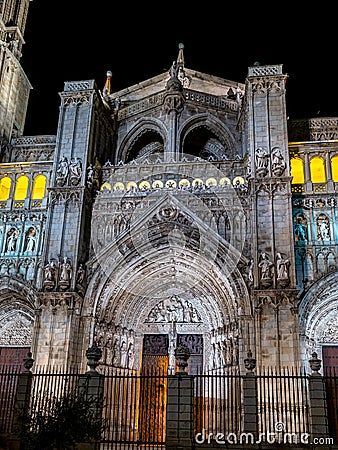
[[146, 295, 201, 323], [56, 156, 82, 187]]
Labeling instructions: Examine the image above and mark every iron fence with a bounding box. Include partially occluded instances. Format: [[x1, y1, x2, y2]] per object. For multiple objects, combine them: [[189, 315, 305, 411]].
[[256, 367, 310, 443], [193, 368, 242, 440], [1, 365, 338, 448], [100, 366, 167, 449], [0, 365, 21, 433]]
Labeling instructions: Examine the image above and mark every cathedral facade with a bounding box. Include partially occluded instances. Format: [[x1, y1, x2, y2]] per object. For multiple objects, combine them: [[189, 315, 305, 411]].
[[0, 0, 338, 375]]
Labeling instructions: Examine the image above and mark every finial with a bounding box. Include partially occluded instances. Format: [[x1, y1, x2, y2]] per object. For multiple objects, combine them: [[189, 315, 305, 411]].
[[103, 70, 112, 97], [177, 43, 185, 68]]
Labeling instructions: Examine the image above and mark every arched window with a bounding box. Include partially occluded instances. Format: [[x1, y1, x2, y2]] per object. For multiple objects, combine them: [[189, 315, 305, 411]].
[[331, 155, 338, 182], [290, 158, 304, 184], [0, 176, 11, 201], [14, 175, 29, 200], [310, 156, 326, 183], [32, 174, 46, 199]]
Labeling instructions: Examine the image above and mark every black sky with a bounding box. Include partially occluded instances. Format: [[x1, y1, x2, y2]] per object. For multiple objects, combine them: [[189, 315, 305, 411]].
[[21, 2, 338, 136]]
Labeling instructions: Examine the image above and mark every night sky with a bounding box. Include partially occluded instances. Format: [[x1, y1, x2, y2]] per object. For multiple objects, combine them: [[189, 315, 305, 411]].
[[21, 2, 338, 136]]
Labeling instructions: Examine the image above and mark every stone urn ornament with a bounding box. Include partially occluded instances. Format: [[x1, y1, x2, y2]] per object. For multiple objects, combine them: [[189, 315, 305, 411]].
[[86, 342, 102, 373], [309, 352, 321, 375], [23, 352, 34, 373], [244, 350, 256, 373], [175, 344, 190, 373]]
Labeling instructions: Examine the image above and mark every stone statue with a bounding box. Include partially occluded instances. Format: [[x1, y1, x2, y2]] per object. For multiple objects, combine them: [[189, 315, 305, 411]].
[[56, 155, 69, 186], [276, 252, 289, 283], [318, 219, 330, 240], [25, 228, 36, 252], [69, 157, 82, 185], [271, 146, 286, 176], [44, 259, 57, 282], [258, 252, 274, 281], [127, 343, 135, 369], [294, 217, 307, 241], [76, 263, 85, 284], [120, 341, 128, 367], [112, 338, 121, 367], [6, 230, 18, 252], [60, 257, 72, 282], [255, 147, 269, 176]]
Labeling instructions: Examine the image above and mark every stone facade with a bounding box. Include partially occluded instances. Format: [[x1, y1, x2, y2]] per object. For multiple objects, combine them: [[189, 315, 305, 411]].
[[0, 3, 337, 375]]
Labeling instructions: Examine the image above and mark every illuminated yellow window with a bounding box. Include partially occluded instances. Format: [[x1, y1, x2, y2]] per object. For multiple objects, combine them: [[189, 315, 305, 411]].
[[290, 158, 304, 184], [32, 175, 46, 199], [0, 177, 11, 201], [14, 175, 29, 200], [331, 155, 338, 182], [310, 156, 326, 183]]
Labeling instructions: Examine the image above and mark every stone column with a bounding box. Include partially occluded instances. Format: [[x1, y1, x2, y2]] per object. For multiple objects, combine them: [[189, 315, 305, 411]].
[[308, 352, 329, 440], [242, 351, 258, 440], [77, 343, 104, 450], [166, 344, 193, 450], [12, 352, 35, 450]]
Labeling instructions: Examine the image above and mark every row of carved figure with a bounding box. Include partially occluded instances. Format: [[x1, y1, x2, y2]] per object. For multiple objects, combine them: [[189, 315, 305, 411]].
[[56, 155, 101, 190], [43, 257, 85, 290], [209, 334, 239, 369], [294, 214, 331, 242], [248, 252, 290, 287], [1, 226, 38, 253]]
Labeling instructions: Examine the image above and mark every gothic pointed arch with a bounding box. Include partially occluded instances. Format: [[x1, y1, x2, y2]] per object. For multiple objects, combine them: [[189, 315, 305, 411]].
[[0, 279, 36, 348], [116, 118, 168, 164], [179, 114, 239, 160], [299, 271, 338, 365], [84, 192, 251, 371]]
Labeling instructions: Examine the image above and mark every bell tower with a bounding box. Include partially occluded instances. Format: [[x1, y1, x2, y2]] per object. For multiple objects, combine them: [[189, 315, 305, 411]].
[[0, 0, 32, 143]]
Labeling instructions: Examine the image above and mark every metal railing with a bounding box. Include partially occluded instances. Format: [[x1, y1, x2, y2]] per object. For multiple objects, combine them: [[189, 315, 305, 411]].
[[1, 365, 337, 448]]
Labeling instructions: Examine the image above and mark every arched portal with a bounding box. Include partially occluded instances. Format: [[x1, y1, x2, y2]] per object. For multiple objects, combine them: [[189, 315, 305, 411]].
[[84, 199, 251, 375], [299, 271, 338, 372]]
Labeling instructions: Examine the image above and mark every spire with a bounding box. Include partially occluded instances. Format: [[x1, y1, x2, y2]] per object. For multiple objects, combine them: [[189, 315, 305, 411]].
[[177, 43, 185, 68], [103, 70, 112, 97]]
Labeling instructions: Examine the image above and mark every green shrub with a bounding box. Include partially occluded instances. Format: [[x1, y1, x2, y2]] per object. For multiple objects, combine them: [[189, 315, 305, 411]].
[[14, 391, 106, 450]]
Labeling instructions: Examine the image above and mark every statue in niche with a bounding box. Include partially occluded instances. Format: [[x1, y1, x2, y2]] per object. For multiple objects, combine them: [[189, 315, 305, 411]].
[[271, 146, 286, 176], [317, 216, 330, 241], [258, 252, 274, 282], [255, 147, 269, 176], [6, 229, 18, 252], [24, 227, 37, 252], [294, 216, 307, 241]]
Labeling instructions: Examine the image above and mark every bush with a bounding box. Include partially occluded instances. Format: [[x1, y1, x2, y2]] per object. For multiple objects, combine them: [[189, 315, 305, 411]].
[[14, 391, 106, 450]]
